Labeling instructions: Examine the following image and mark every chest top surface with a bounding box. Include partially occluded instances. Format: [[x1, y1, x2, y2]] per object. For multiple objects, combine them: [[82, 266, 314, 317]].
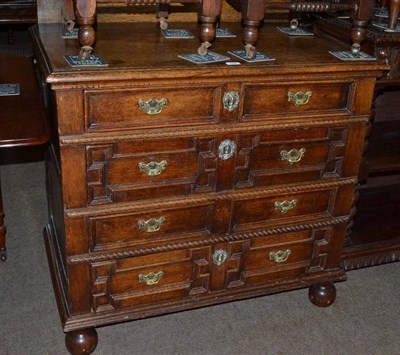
[[32, 22, 387, 88]]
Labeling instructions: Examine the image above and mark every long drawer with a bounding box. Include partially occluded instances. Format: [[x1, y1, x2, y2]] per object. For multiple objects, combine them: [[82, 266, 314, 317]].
[[89, 224, 342, 313], [66, 180, 355, 253], [84, 123, 363, 205]]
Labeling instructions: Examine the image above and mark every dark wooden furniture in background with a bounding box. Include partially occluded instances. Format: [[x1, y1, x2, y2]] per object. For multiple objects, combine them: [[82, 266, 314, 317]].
[[240, 0, 376, 59], [314, 15, 400, 270], [0, 1, 37, 44], [379, 0, 400, 29], [68, 0, 224, 58], [0, 56, 50, 261], [32, 20, 385, 354]]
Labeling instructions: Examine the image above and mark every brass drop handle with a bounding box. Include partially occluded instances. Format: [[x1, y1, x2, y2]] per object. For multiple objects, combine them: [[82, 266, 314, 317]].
[[138, 217, 166, 233], [274, 199, 298, 213], [223, 91, 240, 112], [269, 249, 292, 263], [138, 160, 167, 176], [287, 91, 312, 107], [281, 148, 306, 164], [138, 271, 164, 285], [138, 98, 169, 115]]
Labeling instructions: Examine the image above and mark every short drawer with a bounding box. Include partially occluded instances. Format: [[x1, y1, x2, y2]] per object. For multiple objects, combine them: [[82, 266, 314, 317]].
[[242, 82, 351, 120], [84, 86, 220, 131], [89, 202, 214, 251]]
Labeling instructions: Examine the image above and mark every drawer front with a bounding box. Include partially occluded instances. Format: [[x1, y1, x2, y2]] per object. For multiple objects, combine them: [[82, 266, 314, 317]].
[[85, 124, 362, 205], [90, 249, 202, 312], [232, 187, 337, 231], [85, 86, 220, 131], [230, 226, 336, 288], [89, 202, 215, 251], [235, 126, 350, 188], [86, 137, 218, 205], [89, 225, 339, 312], [242, 82, 351, 119]]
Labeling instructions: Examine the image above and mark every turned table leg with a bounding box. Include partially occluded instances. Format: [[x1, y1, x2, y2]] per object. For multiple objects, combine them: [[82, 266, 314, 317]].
[[65, 328, 98, 355], [388, 0, 400, 29], [241, 0, 265, 59], [0, 176, 7, 262], [74, 0, 96, 59], [197, 0, 223, 55], [156, 3, 169, 30], [308, 282, 337, 307], [350, 0, 375, 54], [64, 0, 76, 32]]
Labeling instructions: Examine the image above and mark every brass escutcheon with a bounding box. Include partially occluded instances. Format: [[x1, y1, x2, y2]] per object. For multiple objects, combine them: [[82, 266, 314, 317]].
[[218, 139, 237, 160], [138, 160, 167, 176], [223, 91, 240, 112], [138, 271, 164, 285], [138, 98, 168, 115], [287, 91, 312, 107], [269, 249, 292, 263], [274, 199, 298, 213], [137, 217, 166, 233], [212, 249, 228, 266], [281, 148, 306, 164]]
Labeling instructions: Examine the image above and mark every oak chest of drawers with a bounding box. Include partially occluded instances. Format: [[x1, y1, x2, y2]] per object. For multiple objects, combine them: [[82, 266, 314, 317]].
[[31, 22, 386, 354]]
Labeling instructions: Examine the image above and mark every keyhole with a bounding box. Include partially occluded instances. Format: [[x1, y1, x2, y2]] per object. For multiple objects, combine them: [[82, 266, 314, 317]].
[[223, 91, 239, 112], [227, 97, 234, 109], [213, 249, 228, 265], [219, 140, 236, 160]]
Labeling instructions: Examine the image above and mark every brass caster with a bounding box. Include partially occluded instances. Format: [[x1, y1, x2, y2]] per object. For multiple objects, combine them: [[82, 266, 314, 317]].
[[65, 20, 75, 33], [351, 43, 361, 55], [244, 44, 256, 59], [159, 18, 168, 31], [198, 41, 211, 56], [79, 46, 93, 60], [290, 19, 298, 30]]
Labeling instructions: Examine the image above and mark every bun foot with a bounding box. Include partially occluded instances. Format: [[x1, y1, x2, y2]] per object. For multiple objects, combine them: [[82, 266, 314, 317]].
[[0, 250, 6, 262], [65, 328, 98, 355], [308, 282, 336, 307]]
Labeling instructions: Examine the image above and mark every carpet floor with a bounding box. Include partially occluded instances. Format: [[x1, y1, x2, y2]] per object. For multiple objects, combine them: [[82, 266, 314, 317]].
[[0, 160, 399, 355]]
